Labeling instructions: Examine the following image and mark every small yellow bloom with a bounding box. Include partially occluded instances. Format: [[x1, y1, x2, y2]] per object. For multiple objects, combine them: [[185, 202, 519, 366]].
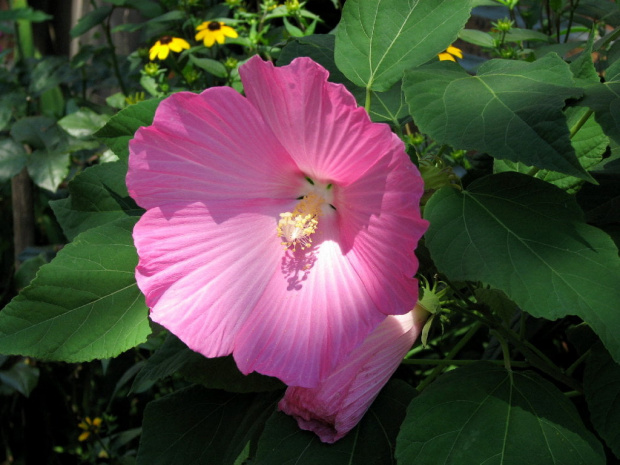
[[438, 45, 463, 62], [77, 416, 102, 442], [195, 21, 238, 47], [149, 36, 191, 61]]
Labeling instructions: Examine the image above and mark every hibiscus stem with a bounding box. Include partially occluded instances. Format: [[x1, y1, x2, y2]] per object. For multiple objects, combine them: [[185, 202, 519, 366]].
[[415, 321, 483, 392], [364, 87, 372, 113]]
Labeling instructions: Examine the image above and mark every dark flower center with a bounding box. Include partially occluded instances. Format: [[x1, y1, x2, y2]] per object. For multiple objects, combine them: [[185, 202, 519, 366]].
[[160, 36, 173, 45], [207, 22, 222, 31]]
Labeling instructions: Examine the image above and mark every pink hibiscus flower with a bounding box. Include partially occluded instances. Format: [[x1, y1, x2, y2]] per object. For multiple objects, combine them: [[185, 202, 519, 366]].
[[126, 55, 427, 388], [278, 303, 430, 443]]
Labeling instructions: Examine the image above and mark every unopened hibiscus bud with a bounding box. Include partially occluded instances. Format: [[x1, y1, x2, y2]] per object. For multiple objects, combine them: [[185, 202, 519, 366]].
[[416, 276, 450, 347], [419, 157, 461, 206], [278, 307, 429, 443]]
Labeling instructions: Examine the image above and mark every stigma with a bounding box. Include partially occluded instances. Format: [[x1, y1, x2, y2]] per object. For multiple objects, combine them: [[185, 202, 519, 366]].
[[277, 192, 325, 250]]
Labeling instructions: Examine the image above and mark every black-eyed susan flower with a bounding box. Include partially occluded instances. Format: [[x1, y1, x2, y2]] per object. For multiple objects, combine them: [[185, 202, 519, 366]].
[[438, 45, 463, 62], [149, 36, 190, 61], [195, 21, 238, 47], [77, 416, 102, 442]]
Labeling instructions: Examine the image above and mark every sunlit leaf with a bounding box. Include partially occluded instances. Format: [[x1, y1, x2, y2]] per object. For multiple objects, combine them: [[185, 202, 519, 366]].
[[0, 217, 150, 362], [335, 0, 472, 91]]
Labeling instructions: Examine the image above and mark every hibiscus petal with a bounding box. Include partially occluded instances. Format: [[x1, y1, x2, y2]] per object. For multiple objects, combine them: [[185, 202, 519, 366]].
[[127, 86, 303, 210], [337, 142, 428, 315], [240, 56, 397, 184], [278, 310, 425, 443], [134, 200, 287, 357], [233, 215, 386, 388]]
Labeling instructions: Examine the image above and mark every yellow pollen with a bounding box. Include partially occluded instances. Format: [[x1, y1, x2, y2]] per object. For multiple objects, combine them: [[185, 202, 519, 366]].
[[277, 192, 324, 250]]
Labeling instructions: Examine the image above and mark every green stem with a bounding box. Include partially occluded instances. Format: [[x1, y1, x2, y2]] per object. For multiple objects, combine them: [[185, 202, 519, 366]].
[[566, 348, 591, 376], [492, 321, 583, 392], [492, 329, 513, 371], [415, 321, 483, 391], [101, 7, 128, 96], [569, 108, 594, 139], [364, 87, 372, 114]]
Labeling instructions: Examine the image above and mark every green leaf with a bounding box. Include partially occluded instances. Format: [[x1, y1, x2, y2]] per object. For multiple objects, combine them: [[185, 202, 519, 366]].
[[26, 148, 70, 192], [396, 363, 605, 465], [10, 116, 64, 150], [95, 98, 162, 160], [494, 106, 608, 192], [584, 342, 620, 458], [132, 333, 284, 394], [423, 172, 620, 363], [137, 385, 278, 465], [0, 7, 52, 22], [0, 217, 150, 362], [404, 54, 591, 180], [254, 380, 415, 465], [0, 138, 27, 182], [188, 55, 227, 78], [58, 108, 111, 138], [580, 80, 620, 145], [335, 0, 472, 91], [28, 56, 72, 96], [50, 161, 142, 241], [70, 5, 113, 38], [458, 28, 495, 48]]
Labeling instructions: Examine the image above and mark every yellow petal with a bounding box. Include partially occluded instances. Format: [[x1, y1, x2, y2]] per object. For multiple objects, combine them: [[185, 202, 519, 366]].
[[222, 25, 238, 39], [446, 45, 463, 58], [438, 52, 455, 62]]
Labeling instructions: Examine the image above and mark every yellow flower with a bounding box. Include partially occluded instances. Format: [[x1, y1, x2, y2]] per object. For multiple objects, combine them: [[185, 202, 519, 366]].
[[149, 36, 191, 61], [195, 21, 238, 47], [438, 45, 463, 62], [77, 416, 102, 442]]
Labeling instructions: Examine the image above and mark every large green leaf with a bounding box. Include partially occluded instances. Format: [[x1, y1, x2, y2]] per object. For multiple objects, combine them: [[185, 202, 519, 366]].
[[424, 172, 620, 363], [95, 98, 162, 160], [254, 380, 415, 465], [494, 106, 608, 192], [131, 333, 284, 394], [584, 342, 620, 458], [396, 363, 605, 465], [335, 0, 472, 91], [404, 54, 591, 180], [136, 385, 278, 465], [0, 217, 150, 362], [50, 161, 142, 241]]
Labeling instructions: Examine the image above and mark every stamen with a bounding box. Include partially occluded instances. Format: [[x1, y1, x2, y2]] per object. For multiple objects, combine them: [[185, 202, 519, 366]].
[[277, 192, 324, 250]]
